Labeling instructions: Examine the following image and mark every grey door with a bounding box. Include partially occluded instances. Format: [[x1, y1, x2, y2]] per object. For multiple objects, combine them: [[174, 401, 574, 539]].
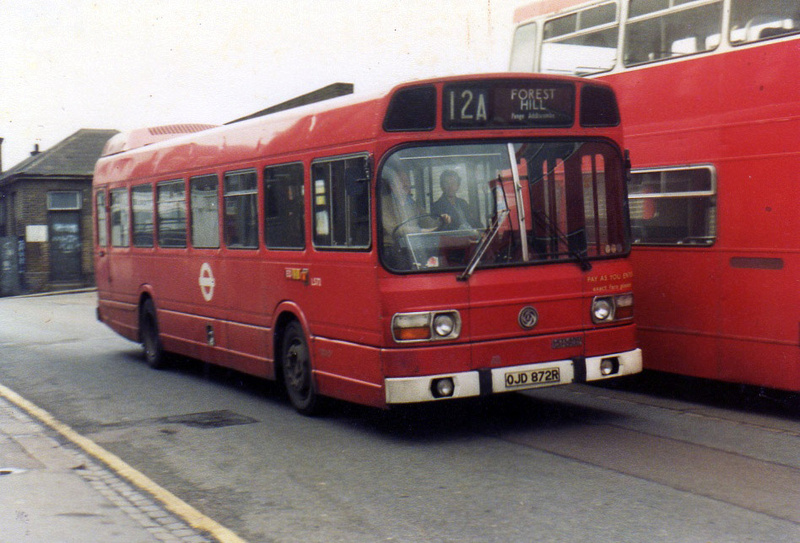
[[49, 211, 82, 282]]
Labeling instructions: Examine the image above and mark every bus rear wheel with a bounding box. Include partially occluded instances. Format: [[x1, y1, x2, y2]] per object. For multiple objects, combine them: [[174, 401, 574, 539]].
[[281, 321, 319, 415], [140, 299, 167, 369]]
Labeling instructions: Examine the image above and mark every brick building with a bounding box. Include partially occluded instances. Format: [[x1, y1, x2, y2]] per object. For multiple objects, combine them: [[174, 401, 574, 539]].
[[0, 129, 118, 294]]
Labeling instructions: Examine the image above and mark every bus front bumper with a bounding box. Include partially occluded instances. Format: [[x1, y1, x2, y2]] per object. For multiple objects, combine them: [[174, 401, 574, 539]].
[[384, 348, 642, 405]]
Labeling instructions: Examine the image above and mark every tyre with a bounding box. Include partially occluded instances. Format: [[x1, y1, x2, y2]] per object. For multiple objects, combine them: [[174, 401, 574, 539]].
[[140, 298, 167, 369], [281, 321, 320, 415]]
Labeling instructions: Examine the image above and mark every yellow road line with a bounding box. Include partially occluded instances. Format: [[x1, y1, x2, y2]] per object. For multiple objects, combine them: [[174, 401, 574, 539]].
[[0, 383, 248, 543]]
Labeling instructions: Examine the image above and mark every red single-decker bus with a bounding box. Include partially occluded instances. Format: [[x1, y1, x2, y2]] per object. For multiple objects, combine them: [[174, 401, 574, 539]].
[[93, 73, 641, 413]]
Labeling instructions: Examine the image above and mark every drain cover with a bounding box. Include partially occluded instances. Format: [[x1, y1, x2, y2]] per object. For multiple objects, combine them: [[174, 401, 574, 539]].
[[158, 410, 258, 429]]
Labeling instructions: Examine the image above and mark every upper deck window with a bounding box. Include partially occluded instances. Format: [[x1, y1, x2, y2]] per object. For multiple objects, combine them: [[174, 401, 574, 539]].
[[541, 2, 618, 76], [730, 0, 800, 45], [510, 22, 538, 71], [624, 0, 722, 67]]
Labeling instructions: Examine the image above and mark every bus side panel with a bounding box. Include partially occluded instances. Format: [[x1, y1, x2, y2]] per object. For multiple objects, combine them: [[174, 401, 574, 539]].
[[313, 339, 384, 408], [610, 40, 800, 390]]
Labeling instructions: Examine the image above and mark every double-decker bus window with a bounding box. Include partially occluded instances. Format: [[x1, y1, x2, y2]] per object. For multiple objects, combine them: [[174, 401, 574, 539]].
[[311, 156, 370, 249], [131, 184, 154, 248], [264, 163, 305, 250], [223, 170, 258, 249], [628, 166, 716, 245], [510, 22, 537, 71], [190, 174, 220, 249], [624, 0, 722, 66], [95, 191, 108, 247], [109, 188, 129, 247], [541, 2, 618, 76], [157, 180, 187, 248], [730, 0, 800, 44]]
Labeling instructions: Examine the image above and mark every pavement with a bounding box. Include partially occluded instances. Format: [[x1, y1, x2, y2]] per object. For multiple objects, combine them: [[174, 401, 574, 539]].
[[0, 386, 223, 543]]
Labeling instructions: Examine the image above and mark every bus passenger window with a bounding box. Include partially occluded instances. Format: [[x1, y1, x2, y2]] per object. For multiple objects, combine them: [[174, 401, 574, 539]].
[[624, 1, 722, 66], [132, 184, 154, 248], [109, 188, 129, 247], [95, 191, 108, 247], [311, 156, 370, 249], [223, 170, 258, 249], [510, 22, 537, 71], [729, 0, 800, 44], [157, 180, 187, 248], [190, 174, 220, 249], [628, 167, 716, 245], [541, 2, 618, 76], [264, 163, 305, 250]]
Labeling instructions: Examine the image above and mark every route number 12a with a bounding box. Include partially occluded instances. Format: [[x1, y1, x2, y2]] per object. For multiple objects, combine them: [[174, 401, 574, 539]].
[[447, 89, 488, 124]]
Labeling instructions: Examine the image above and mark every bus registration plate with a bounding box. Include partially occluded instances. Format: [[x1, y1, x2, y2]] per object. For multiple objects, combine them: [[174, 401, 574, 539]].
[[504, 367, 561, 389]]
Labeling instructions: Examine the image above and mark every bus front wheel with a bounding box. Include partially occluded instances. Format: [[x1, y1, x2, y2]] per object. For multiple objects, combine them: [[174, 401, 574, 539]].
[[281, 321, 319, 415], [140, 299, 167, 369]]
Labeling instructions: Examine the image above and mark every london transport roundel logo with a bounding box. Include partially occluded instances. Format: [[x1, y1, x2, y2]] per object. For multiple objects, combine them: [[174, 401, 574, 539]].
[[198, 263, 216, 302], [518, 306, 539, 330]]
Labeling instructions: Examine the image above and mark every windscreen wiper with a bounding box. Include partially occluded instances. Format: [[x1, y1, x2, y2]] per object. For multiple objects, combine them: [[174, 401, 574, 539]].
[[530, 209, 592, 271], [457, 208, 509, 282]]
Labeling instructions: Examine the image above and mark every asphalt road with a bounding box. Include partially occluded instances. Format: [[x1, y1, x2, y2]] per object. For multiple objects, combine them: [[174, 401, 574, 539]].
[[1, 291, 799, 542]]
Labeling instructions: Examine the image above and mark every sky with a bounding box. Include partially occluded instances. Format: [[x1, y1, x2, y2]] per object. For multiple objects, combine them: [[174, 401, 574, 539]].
[[0, 0, 525, 170]]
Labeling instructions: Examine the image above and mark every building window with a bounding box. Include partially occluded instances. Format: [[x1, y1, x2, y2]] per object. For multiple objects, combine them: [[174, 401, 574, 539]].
[[224, 169, 259, 249], [157, 180, 187, 248], [312, 155, 370, 249], [628, 166, 716, 245], [132, 184, 154, 247], [264, 163, 305, 250], [190, 174, 220, 249], [47, 191, 82, 211]]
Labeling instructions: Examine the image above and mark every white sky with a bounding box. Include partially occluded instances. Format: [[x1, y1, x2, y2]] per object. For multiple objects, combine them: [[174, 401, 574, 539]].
[[0, 0, 524, 170]]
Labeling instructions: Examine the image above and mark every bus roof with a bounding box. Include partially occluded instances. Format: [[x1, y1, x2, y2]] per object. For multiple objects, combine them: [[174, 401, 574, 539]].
[[514, 0, 595, 23], [94, 73, 613, 184]]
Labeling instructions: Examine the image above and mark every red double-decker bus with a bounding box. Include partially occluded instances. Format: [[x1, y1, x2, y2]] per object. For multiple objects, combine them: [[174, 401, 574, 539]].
[[510, 1, 800, 391], [93, 73, 641, 413]]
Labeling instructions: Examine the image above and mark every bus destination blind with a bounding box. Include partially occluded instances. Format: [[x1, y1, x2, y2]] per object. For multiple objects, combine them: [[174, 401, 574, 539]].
[[442, 81, 575, 130]]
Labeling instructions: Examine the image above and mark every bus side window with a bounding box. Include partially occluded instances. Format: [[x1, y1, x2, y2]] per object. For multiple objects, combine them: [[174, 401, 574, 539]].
[[624, 1, 723, 67], [729, 0, 800, 44], [311, 155, 370, 249], [132, 184, 154, 248], [190, 174, 220, 249], [264, 163, 305, 250], [109, 188, 129, 247], [95, 190, 108, 247], [157, 179, 187, 248], [628, 167, 716, 246], [223, 170, 259, 249]]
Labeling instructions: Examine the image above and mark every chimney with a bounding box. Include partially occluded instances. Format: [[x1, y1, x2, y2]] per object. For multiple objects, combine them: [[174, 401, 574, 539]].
[[31, 143, 41, 156]]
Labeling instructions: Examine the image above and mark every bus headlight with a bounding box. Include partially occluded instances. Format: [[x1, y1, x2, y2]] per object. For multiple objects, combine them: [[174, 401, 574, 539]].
[[591, 294, 634, 324], [433, 313, 456, 338], [392, 310, 461, 343]]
